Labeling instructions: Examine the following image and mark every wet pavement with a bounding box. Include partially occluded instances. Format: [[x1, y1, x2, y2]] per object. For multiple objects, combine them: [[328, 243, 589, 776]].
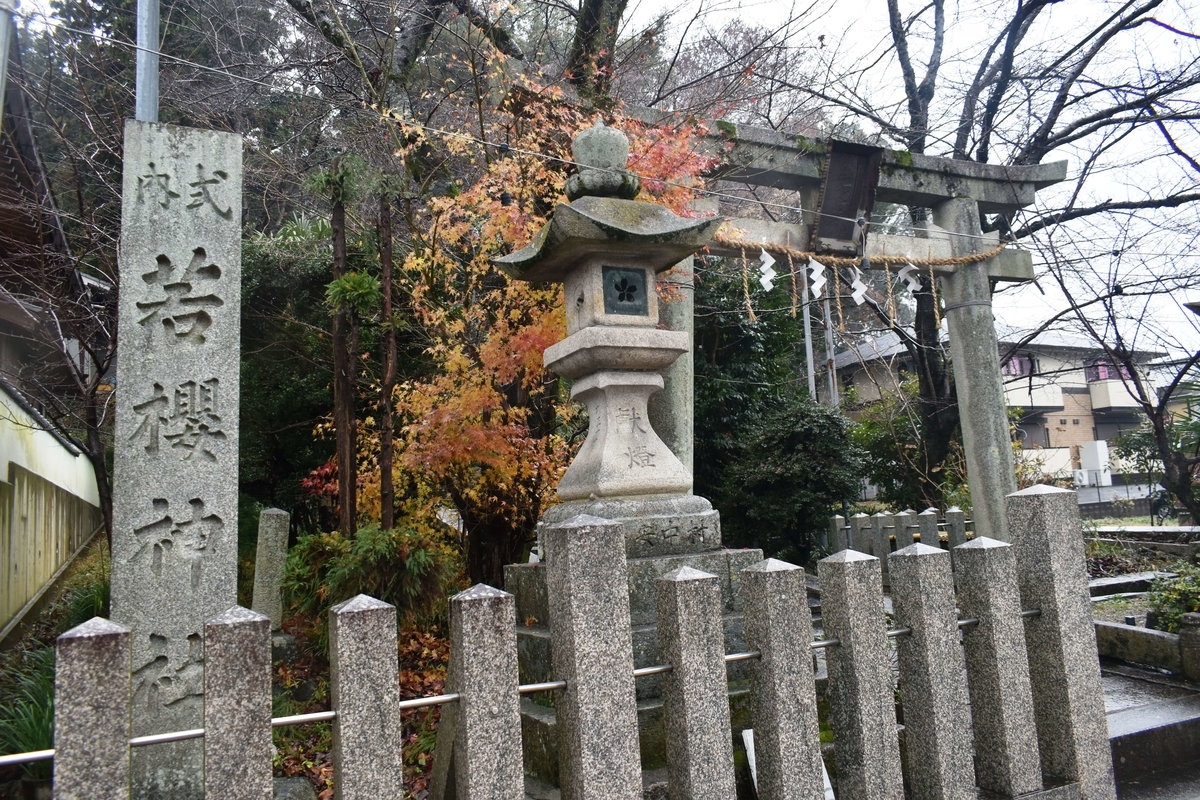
[[1104, 665, 1200, 798], [1117, 763, 1200, 799]]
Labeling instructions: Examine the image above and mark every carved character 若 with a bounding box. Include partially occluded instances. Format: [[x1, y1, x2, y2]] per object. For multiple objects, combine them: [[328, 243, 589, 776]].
[[137, 248, 224, 344]]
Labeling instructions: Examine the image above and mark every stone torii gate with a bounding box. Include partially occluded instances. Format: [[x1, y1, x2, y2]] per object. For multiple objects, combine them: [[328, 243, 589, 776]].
[[663, 120, 1067, 544]]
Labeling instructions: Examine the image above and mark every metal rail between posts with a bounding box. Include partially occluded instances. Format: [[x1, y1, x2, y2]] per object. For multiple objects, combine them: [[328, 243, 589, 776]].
[[0, 609, 1042, 767]]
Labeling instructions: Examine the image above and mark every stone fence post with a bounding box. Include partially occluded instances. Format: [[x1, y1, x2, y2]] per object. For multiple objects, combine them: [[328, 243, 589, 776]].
[[1008, 486, 1116, 800], [895, 510, 917, 548], [54, 618, 132, 800], [871, 512, 893, 574], [917, 509, 939, 547], [889, 544, 975, 799], [252, 508, 291, 629], [656, 567, 737, 798], [850, 514, 873, 554], [953, 537, 1041, 797], [1180, 613, 1200, 682], [204, 606, 273, 799], [330, 594, 404, 799], [543, 515, 642, 800], [945, 507, 967, 549], [742, 559, 825, 800], [829, 514, 846, 552], [430, 584, 524, 800], [817, 550, 903, 799]]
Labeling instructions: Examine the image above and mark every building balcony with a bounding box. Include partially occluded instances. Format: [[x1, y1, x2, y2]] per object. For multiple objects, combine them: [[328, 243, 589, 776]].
[[1089, 378, 1142, 411], [1003, 375, 1064, 411]]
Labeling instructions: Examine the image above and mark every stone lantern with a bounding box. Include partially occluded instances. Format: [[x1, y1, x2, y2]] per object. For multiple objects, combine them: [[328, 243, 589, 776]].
[[495, 121, 723, 553]]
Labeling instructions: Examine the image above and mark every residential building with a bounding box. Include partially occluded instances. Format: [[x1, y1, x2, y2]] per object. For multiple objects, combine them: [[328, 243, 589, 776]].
[[834, 327, 1160, 481], [0, 24, 103, 640]]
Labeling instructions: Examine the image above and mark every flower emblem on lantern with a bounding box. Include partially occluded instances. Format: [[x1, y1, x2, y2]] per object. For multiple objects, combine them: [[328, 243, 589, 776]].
[[614, 276, 638, 303]]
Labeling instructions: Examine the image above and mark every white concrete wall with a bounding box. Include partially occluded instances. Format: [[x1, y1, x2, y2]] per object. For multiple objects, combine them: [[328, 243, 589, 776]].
[[0, 382, 102, 633], [0, 383, 99, 504]]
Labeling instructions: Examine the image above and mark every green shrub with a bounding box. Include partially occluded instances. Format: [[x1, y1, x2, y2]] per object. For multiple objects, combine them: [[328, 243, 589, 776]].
[[64, 573, 110, 630], [1148, 566, 1200, 633], [281, 524, 457, 653], [0, 646, 55, 779], [712, 393, 864, 563]]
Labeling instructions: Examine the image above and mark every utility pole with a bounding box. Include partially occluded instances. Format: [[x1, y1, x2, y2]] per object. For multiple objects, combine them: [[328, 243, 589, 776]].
[[801, 264, 817, 397], [823, 294, 838, 406], [0, 0, 17, 129], [136, 0, 158, 122]]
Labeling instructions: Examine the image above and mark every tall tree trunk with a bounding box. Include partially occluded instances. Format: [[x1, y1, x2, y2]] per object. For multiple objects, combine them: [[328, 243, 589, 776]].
[[379, 192, 397, 530], [331, 166, 357, 537], [85, 391, 113, 548], [910, 277, 958, 507], [565, 0, 629, 101]]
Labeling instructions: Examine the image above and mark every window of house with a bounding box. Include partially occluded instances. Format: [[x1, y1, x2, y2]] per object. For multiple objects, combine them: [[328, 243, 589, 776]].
[[1085, 359, 1132, 382], [1001, 353, 1035, 377]]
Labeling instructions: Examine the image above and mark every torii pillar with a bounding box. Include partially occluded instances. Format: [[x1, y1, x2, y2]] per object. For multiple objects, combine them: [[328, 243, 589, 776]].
[[934, 197, 1017, 543]]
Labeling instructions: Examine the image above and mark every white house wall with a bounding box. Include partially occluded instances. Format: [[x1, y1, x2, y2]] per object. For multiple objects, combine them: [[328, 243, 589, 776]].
[[0, 382, 102, 633]]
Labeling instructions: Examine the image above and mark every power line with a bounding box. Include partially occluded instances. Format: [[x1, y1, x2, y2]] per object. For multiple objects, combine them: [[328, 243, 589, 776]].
[[22, 10, 1029, 247]]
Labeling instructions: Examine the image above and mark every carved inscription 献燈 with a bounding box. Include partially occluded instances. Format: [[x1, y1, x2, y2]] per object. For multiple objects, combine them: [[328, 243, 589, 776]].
[[137, 248, 224, 343], [615, 405, 648, 434], [625, 444, 656, 468], [128, 498, 224, 589], [131, 378, 226, 462]]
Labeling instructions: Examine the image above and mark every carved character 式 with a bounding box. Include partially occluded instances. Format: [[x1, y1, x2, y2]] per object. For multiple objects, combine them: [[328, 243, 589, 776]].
[[187, 163, 234, 219], [137, 247, 224, 343]]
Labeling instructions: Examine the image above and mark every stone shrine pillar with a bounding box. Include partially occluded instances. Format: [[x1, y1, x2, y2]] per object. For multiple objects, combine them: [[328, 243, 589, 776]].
[[933, 198, 1017, 543], [111, 120, 242, 799], [497, 122, 764, 786]]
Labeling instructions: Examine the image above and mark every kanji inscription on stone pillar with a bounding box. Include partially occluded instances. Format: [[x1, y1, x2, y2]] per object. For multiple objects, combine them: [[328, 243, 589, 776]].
[[111, 120, 241, 800]]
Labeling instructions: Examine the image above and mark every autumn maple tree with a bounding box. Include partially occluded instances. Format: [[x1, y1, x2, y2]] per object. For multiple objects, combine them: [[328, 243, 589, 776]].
[[345, 88, 716, 586]]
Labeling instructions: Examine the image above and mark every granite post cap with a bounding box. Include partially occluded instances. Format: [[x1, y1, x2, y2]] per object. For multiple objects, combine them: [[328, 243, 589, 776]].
[[742, 557, 801, 574], [58, 616, 130, 640], [891, 542, 946, 558], [659, 565, 718, 582], [206, 606, 269, 626], [331, 594, 396, 614], [819, 548, 877, 565], [452, 583, 512, 602], [955, 535, 1009, 551]]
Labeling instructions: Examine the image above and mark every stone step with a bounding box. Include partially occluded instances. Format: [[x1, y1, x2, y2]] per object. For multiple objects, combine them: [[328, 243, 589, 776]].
[[1088, 571, 1175, 597], [1105, 668, 1200, 782]]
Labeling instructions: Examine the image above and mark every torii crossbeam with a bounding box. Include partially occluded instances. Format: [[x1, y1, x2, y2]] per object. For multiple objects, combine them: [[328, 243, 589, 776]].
[[684, 119, 1068, 544]]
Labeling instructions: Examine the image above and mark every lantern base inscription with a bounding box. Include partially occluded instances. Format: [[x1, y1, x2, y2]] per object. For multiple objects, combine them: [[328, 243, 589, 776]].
[[558, 371, 692, 501]]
